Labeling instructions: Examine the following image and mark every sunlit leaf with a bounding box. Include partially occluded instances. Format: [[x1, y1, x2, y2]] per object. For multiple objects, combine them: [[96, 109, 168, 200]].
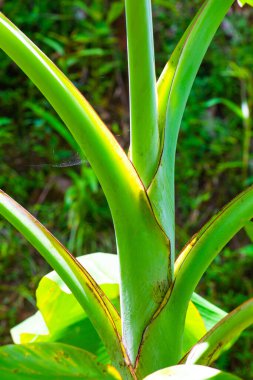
[[182, 298, 253, 366], [237, 0, 253, 7], [143, 364, 241, 380], [11, 253, 120, 364], [0, 191, 128, 373], [0, 343, 121, 379], [192, 293, 227, 331], [183, 302, 207, 354]]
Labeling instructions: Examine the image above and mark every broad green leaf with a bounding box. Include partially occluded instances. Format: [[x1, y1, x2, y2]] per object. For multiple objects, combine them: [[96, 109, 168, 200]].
[[11, 253, 120, 364], [0, 343, 121, 379], [143, 365, 241, 380], [183, 301, 207, 353], [182, 298, 253, 366], [238, 0, 253, 6], [183, 293, 228, 354], [11, 311, 111, 365], [184, 292, 228, 354], [0, 14, 172, 363], [0, 191, 134, 377], [191, 293, 227, 331], [125, 0, 159, 186], [148, 0, 234, 265], [36, 253, 120, 332]]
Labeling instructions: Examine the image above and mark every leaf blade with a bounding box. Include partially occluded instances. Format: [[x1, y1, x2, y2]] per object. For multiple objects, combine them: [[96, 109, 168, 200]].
[[143, 364, 241, 380], [0, 343, 121, 380], [11, 253, 120, 365]]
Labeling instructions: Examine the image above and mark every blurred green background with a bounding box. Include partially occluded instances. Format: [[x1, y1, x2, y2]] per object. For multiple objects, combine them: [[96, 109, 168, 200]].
[[0, 0, 253, 377]]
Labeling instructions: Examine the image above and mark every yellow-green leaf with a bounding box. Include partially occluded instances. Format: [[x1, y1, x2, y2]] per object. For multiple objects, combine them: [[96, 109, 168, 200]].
[[238, 0, 253, 6]]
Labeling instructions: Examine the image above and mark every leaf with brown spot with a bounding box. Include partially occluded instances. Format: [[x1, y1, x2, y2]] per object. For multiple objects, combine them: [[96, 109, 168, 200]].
[[0, 343, 122, 379]]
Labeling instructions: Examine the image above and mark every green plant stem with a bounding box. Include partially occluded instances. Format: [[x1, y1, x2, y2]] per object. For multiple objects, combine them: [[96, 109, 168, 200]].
[[0, 13, 171, 366], [148, 0, 234, 265], [135, 185, 253, 378], [125, 0, 159, 187], [181, 298, 253, 365]]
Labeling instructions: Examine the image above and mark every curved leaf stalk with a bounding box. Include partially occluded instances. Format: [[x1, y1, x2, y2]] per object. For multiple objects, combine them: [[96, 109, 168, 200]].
[[173, 186, 253, 310], [0, 13, 141, 215], [0, 190, 135, 379], [135, 185, 253, 378], [125, 0, 159, 186], [0, 13, 172, 365], [181, 298, 253, 366], [148, 0, 234, 266]]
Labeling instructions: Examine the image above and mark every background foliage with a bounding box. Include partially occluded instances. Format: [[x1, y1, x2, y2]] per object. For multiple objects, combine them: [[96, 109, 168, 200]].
[[0, 0, 253, 378]]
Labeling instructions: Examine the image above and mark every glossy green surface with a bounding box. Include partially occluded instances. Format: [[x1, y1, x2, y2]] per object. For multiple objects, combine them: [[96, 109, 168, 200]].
[[125, 0, 159, 186], [0, 190, 132, 377], [148, 0, 234, 266], [0, 1, 252, 379], [0, 13, 171, 366], [144, 365, 241, 380], [0, 343, 121, 379]]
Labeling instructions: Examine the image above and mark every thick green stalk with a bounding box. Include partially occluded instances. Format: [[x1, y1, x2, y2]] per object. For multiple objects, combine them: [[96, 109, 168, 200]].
[[125, 0, 159, 186], [181, 298, 253, 365], [0, 190, 135, 379], [0, 14, 171, 365], [148, 0, 234, 265]]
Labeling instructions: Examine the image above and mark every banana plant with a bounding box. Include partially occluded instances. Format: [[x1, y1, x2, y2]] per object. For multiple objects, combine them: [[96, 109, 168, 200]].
[[0, 0, 252, 379]]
